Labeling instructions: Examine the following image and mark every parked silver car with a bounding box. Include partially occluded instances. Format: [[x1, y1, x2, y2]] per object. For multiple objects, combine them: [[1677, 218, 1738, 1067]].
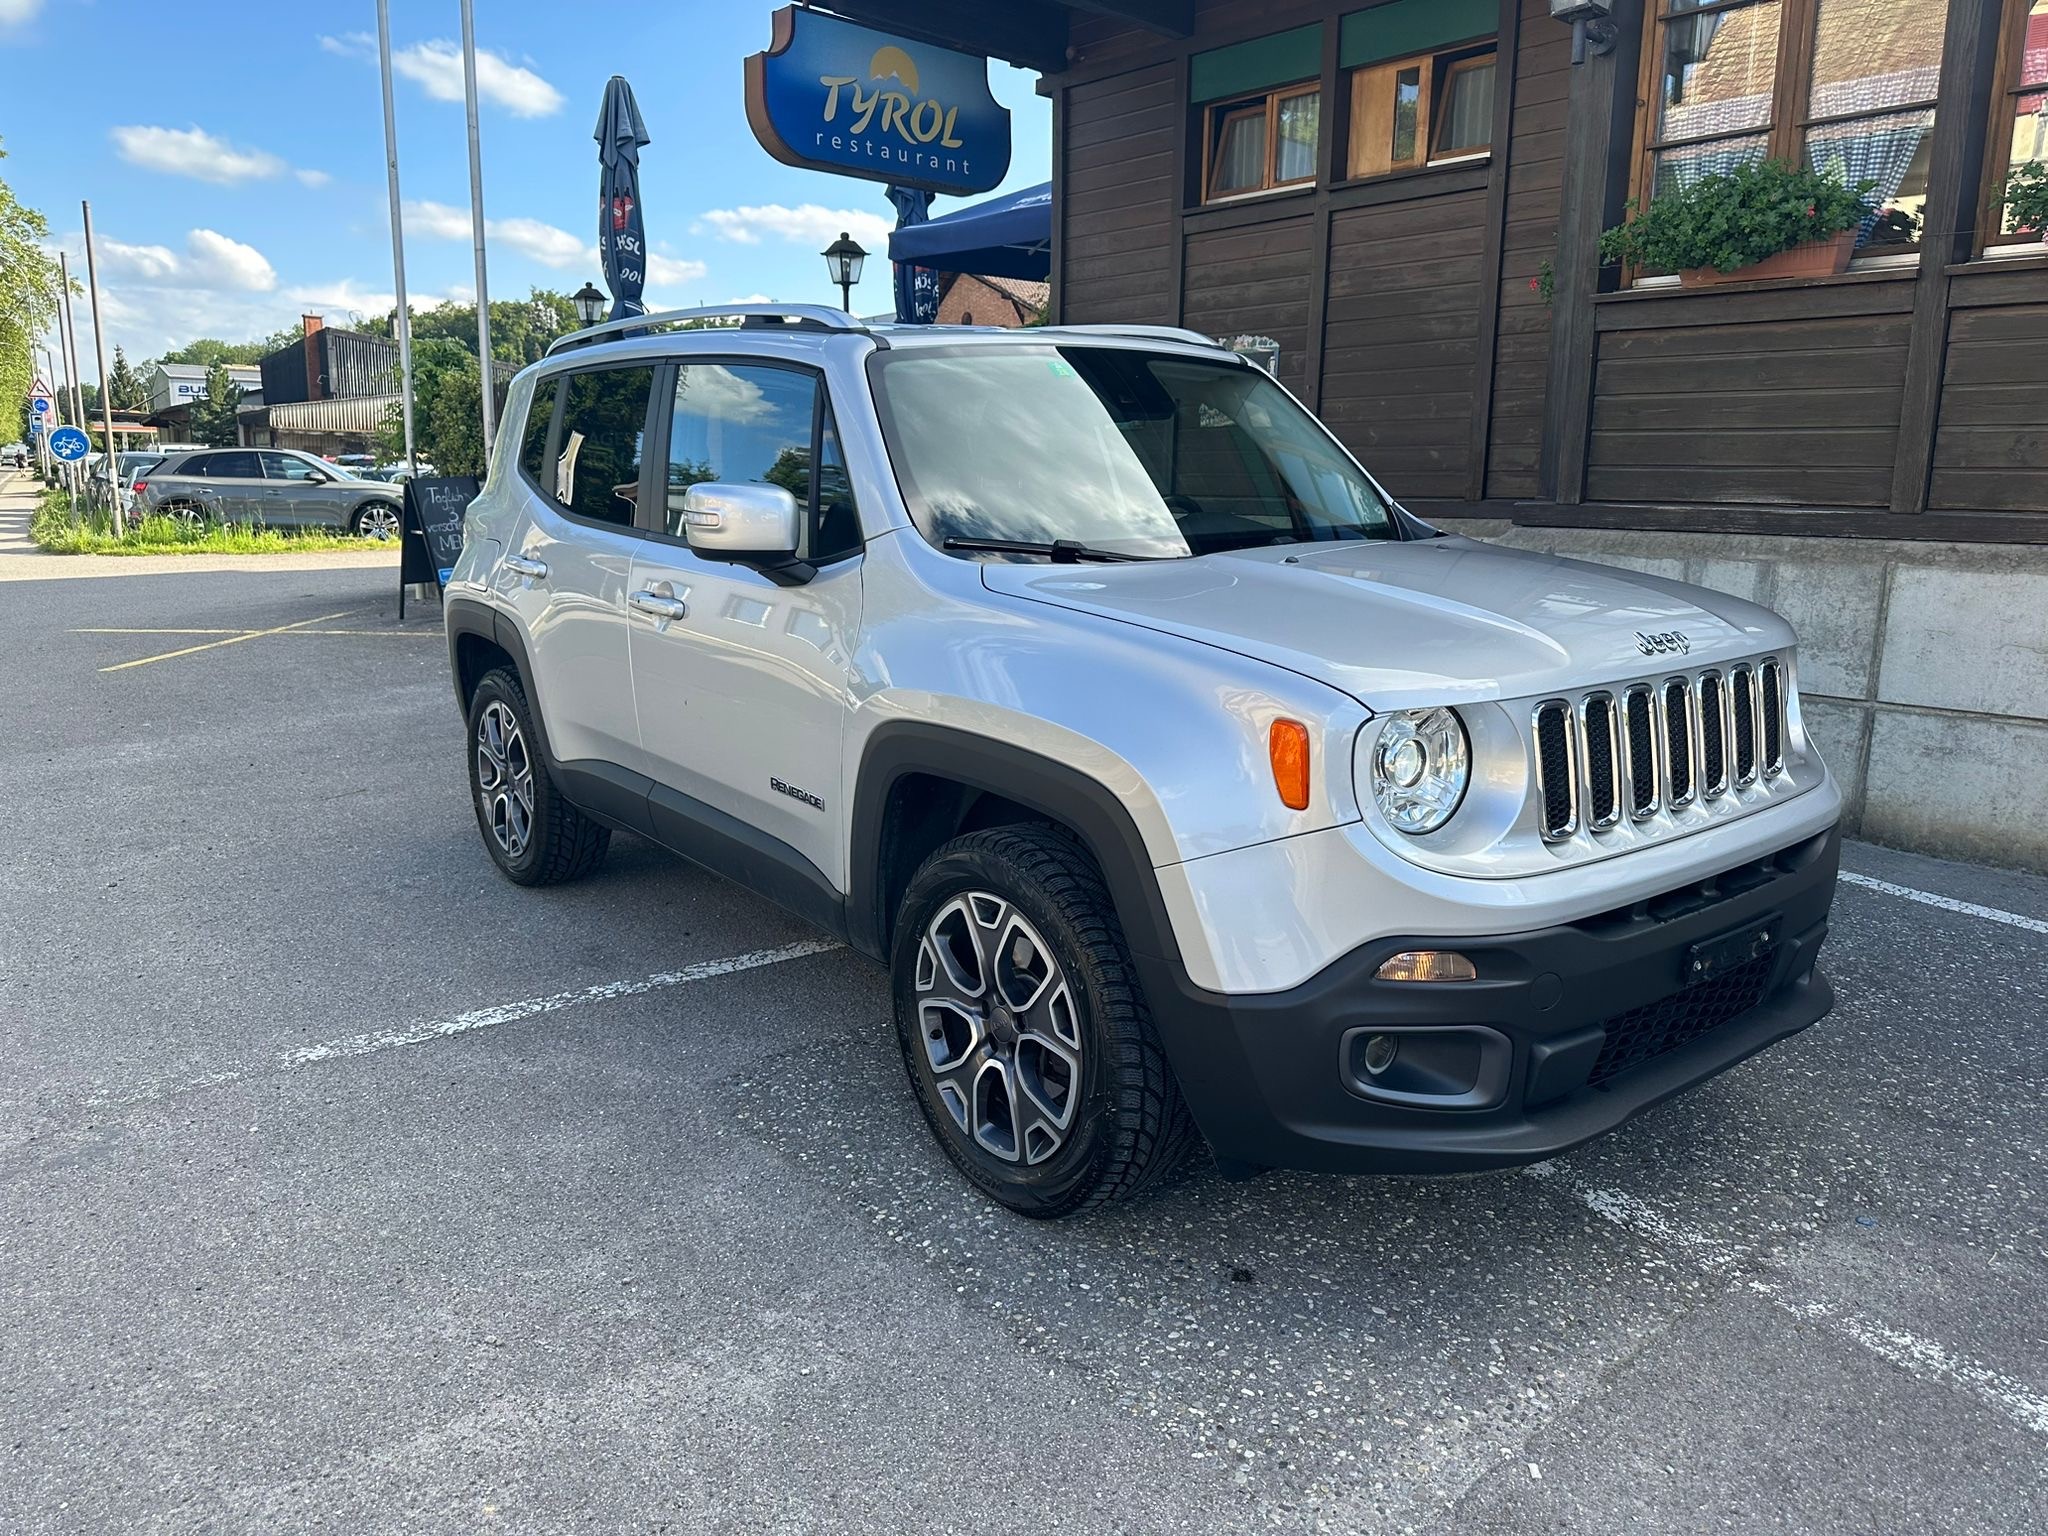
[[133, 447, 404, 536]]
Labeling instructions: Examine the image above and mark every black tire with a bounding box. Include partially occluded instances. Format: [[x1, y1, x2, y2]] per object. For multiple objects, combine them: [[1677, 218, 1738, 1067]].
[[465, 666, 609, 886], [158, 500, 205, 527], [891, 824, 1197, 1218], [350, 501, 402, 540]]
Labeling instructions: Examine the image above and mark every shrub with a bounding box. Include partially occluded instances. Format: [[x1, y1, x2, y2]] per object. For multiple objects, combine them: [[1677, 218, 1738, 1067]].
[[2005, 160, 2048, 237], [1599, 159, 1875, 275]]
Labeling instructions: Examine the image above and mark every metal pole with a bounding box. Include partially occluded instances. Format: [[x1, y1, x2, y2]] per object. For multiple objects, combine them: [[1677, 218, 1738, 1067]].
[[81, 201, 123, 535], [459, 0, 495, 460], [57, 251, 85, 434], [38, 345, 58, 482], [376, 0, 419, 475]]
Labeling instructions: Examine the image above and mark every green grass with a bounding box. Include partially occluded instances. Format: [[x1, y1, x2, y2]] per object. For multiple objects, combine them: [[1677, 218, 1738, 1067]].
[[29, 490, 388, 556]]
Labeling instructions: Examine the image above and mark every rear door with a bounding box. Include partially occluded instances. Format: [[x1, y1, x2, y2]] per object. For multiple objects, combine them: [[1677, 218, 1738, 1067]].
[[201, 449, 266, 522], [493, 362, 658, 776], [625, 359, 865, 891]]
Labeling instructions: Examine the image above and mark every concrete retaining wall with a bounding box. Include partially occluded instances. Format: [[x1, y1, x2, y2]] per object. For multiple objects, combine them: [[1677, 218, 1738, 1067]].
[[1454, 522, 2048, 873]]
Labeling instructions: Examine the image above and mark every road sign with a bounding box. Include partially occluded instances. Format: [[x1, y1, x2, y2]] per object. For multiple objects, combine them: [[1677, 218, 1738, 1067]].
[[28, 417, 43, 436], [31, 396, 52, 416], [48, 426, 90, 463]]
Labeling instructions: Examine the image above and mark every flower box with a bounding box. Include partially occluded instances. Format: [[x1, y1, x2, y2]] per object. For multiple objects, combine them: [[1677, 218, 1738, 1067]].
[[1679, 229, 1857, 288]]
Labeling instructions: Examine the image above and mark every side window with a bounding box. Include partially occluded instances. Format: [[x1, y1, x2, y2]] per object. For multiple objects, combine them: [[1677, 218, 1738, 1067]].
[[662, 363, 841, 554], [552, 366, 652, 527], [210, 450, 262, 479], [178, 455, 213, 478], [519, 378, 557, 486], [261, 451, 322, 481]]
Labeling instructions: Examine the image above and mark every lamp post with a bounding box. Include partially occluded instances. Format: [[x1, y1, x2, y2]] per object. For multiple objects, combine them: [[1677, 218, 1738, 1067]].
[[571, 282, 608, 327], [821, 231, 866, 313]]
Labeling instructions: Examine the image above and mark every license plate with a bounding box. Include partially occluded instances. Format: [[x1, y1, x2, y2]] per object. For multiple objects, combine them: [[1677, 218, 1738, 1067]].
[[1686, 916, 1779, 987]]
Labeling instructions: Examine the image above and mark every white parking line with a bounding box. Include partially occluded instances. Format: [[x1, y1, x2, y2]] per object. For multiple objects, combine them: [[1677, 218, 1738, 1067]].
[[1526, 1162, 2048, 1440], [1840, 870, 2048, 936], [81, 939, 842, 1111]]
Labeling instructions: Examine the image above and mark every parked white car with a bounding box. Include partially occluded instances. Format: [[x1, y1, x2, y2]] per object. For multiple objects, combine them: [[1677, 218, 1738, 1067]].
[[444, 306, 1842, 1217]]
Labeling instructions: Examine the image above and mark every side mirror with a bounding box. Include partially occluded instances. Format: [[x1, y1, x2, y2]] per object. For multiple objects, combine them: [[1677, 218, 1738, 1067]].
[[681, 482, 800, 559]]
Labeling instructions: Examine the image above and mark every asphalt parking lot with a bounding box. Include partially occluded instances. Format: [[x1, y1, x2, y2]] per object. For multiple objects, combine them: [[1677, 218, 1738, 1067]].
[[2, 552, 2044, 1535]]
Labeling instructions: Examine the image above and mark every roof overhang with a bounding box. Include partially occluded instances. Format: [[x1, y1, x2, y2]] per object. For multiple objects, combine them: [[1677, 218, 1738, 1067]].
[[816, 1, 1192, 74]]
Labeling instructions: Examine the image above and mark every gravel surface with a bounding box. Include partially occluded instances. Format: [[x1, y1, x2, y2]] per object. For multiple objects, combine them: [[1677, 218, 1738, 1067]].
[[2, 561, 2042, 1534]]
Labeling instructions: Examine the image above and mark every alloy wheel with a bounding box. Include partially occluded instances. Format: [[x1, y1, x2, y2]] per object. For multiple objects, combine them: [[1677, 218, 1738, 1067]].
[[914, 892, 1084, 1166], [475, 700, 535, 859], [357, 503, 402, 540]]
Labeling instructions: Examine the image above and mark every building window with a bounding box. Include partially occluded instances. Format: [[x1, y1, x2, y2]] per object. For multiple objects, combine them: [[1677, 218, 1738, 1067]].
[[1637, 0, 1946, 252], [1986, 0, 2048, 248], [1203, 83, 1321, 202], [1347, 43, 1496, 179]]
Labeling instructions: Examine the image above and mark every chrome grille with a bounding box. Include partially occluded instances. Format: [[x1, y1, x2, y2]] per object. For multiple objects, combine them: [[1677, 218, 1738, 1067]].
[[1697, 671, 1727, 800], [1533, 700, 1577, 839], [1729, 664, 1758, 785], [1534, 655, 1790, 842], [1662, 678, 1695, 807], [1759, 659, 1785, 776]]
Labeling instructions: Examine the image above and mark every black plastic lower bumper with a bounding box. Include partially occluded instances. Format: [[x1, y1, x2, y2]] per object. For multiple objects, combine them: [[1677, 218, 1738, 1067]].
[[1137, 827, 1840, 1175]]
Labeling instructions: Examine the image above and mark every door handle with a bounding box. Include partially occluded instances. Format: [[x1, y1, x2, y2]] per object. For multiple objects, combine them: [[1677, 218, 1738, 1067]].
[[628, 589, 688, 620], [504, 554, 549, 580]]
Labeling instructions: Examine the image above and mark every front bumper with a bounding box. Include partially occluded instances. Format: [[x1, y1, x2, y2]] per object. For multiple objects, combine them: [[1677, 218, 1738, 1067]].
[[1137, 827, 1839, 1175]]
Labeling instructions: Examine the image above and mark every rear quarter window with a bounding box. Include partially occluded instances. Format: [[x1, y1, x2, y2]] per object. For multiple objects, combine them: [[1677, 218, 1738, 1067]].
[[519, 379, 558, 487]]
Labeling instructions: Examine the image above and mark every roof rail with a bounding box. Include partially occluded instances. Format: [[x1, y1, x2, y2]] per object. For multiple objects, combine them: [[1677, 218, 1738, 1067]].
[[544, 303, 865, 357], [1041, 323, 1226, 350]]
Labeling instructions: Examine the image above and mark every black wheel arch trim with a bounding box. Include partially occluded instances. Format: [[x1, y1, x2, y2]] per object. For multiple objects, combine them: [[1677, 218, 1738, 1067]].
[[847, 721, 1185, 975], [445, 598, 561, 774]]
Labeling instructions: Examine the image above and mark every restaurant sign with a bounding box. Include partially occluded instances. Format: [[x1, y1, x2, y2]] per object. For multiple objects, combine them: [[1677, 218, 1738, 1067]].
[[744, 6, 1011, 197]]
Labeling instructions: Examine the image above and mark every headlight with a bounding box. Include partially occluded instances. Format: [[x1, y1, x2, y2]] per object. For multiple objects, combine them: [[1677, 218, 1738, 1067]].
[[1370, 707, 1470, 834]]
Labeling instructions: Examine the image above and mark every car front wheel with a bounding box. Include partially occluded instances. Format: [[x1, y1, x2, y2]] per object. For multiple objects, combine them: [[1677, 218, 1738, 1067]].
[[352, 501, 402, 540], [892, 825, 1196, 1218]]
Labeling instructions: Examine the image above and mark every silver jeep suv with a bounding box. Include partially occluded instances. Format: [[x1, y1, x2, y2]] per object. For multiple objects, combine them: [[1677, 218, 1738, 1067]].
[[445, 305, 1841, 1218]]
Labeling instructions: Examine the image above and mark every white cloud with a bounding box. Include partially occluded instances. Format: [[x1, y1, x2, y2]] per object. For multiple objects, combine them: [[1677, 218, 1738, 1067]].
[[694, 203, 893, 250], [0, 0, 45, 29], [648, 252, 708, 285], [388, 39, 563, 117], [111, 124, 287, 184], [405, 200, 595, 270], [295, 168, 332, 188], [95, 228, 278, 292], [726, 293, 774, 305], [318, 32, 373, 59]]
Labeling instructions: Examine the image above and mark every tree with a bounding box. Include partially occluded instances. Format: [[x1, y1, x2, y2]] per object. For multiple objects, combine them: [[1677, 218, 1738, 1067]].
[[108, 346, 144, 411], [0, 137, 64, 423], [188, 362, 244, 447], [422, 350, 486, 477], [158, 337, 269, 368]]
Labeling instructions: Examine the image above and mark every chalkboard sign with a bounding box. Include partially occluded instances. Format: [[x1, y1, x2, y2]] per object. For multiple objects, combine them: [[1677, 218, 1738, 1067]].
[[400, 476, 480, 602]]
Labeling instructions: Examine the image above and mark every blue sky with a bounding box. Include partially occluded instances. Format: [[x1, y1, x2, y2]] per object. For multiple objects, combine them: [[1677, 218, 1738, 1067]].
[[0, 0, 1051, 369]]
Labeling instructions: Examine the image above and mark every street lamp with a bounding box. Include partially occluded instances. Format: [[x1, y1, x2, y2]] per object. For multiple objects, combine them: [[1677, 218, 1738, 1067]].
[[821, 231, 866, 313], [571, 281, 608, 327]]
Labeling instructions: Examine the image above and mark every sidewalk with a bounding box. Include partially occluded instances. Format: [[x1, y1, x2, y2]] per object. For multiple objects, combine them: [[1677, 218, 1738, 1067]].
[[0, 469, 401, 582]]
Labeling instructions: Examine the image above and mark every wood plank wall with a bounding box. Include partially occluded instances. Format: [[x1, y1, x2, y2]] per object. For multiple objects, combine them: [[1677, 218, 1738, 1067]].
[[1929, 268, 2048, 513], [1181, 219, 1316, 396], [1061, 64, 1180, 325], [1318, 191, 1488, 499], [1486, 0, 1569, 498]]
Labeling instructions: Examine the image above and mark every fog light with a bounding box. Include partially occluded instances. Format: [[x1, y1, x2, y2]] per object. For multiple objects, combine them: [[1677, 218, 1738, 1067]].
[[1375, 949, 1477, 983], [1361, 1033, 1399, 1076]]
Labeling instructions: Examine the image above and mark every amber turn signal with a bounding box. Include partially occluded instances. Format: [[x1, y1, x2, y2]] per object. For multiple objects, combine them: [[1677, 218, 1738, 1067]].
[[1269, 719, 1311, 810], [1374, 950, 1478, 983]]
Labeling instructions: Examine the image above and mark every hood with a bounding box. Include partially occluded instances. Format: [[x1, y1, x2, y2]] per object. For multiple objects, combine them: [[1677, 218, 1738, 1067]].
[[978, 536, 1788, 712]]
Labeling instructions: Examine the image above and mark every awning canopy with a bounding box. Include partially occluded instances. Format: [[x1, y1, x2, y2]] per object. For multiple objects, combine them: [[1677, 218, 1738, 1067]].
[[888, 182, 1051, 282]]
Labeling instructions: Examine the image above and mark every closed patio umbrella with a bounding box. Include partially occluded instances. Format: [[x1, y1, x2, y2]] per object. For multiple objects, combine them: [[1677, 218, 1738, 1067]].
[[595, 76, 651, 321]]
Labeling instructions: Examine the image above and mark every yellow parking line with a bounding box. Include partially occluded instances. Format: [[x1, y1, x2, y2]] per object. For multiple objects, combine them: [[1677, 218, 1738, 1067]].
[[273, 628, 440, 638], [99, 610, 358, 673], [74, 627, 248, 636]]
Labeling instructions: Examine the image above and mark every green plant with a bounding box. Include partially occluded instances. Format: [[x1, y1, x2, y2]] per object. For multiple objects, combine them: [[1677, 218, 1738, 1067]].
[[2005, 160, 2048, 237], [1532, 258, 1554, 307], [29, 489, 371, 555], [1598, 159, 1875, 275]]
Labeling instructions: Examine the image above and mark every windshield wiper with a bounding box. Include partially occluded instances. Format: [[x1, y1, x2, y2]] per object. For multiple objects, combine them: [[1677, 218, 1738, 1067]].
[[941, 536, 1147, 564]]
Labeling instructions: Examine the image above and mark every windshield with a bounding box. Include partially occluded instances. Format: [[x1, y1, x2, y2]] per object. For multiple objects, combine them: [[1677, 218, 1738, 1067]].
[[868, 344, 1398, 559]]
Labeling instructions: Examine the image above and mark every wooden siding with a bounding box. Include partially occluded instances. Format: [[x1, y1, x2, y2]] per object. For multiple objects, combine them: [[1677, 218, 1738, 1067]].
[[1928, 265, 2048, 514], [1583, 279, 1916, 507], [1487, 0, 1567, 498], [1180, 218, 1315, 395], [1061, 64, 1180, 325], [1318, 190, 1489, 500]]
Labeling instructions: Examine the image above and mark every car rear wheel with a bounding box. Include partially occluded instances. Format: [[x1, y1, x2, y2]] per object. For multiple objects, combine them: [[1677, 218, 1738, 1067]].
[[892, 825, 1197, 1218], [466, 667, 609, 886], [352, 501, 402, 540], [158, 500, 205, 528]]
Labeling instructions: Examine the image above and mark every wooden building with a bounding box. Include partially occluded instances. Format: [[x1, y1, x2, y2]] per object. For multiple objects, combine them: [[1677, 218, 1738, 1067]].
[[831, 0, 2048, 868]]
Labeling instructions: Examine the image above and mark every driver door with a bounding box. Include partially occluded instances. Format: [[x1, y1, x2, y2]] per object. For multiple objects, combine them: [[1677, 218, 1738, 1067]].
[[258, 450, 346, 528]]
